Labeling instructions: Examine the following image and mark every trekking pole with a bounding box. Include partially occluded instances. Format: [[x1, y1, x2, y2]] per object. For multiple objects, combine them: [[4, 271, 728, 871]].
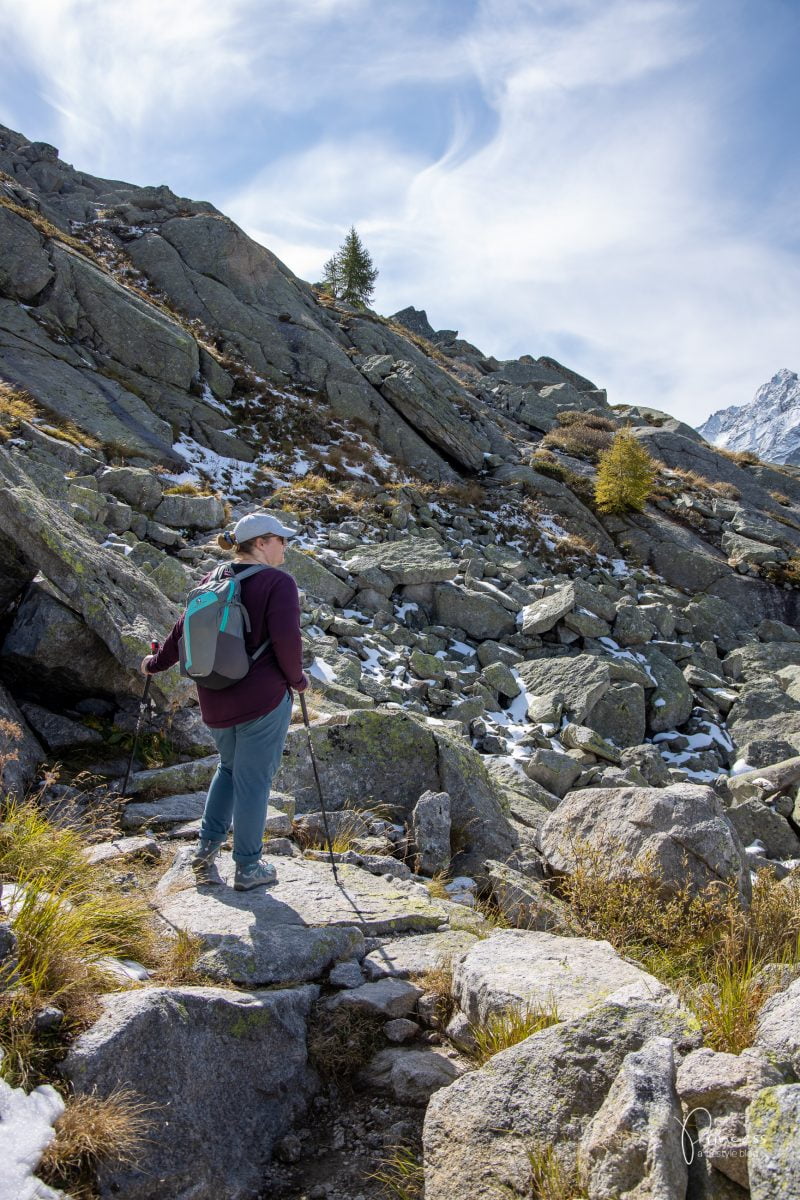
[[122, 640, 160, 797], [299, 691, 339, 885]]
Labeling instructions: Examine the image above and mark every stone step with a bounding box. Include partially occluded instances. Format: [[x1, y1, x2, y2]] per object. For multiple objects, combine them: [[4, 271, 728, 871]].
[[152, 849, 451, 987]]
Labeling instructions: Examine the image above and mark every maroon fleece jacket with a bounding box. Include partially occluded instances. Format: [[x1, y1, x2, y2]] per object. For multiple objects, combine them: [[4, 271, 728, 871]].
[[147, 564, 304, 728]]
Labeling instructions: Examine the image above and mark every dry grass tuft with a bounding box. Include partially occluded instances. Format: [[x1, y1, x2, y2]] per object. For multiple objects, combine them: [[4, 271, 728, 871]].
[[162, 481, 214, 496], [540, 413, 615, 462], [469, 999, 561, 1065], [555, 840, 726, 982], [0, 380, 101, 450], [551, 533, 600, 561], [39, 1087, 155, 1198], [268, 473, 371, 519], [307, 1002, 386, 1084], [425, 871, 451, 901], [293, 806, 368, 854], [384, 319, 454, 370], [684, 873, 800, 1054], [556, 840, 800, 1052], [749, 871, 800, 961], [716, 447, 761, 466], [761, 555, 800, 589], [662, 466, 740, 499], [440, 479, 487, 508], [0, 380, 38, 438], [290, 699, 322, 725], [555, 410, 616, 431], [0, 194, 99, 262], [152, 928, 208, 985], [410, 957, 456, 1029], [414, 479, 488, 509], [715, 480, 742, 499]]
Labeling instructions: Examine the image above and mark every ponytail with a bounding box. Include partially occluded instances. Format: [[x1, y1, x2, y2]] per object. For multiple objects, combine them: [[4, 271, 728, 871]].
[[218, 530, 261, 556]]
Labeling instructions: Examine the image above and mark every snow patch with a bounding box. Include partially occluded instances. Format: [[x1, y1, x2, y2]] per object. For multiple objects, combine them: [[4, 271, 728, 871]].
[[309, 658, 336, 684], [170, 434, 259, 495]]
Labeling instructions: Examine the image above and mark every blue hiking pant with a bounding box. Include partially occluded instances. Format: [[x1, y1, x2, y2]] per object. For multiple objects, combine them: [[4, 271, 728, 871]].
[[199, 691, 293, 866]]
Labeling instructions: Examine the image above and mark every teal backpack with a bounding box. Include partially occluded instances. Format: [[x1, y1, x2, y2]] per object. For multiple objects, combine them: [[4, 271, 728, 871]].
[[179, 565, 270, 690]]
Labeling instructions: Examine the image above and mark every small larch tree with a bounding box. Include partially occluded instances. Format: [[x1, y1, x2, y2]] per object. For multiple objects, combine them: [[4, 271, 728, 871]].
[[594, 429, 656, 514], [322, 226, 378, 307]]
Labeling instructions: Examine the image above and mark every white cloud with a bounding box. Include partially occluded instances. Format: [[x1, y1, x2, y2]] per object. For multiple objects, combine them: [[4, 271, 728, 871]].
[[1, 0, 797, 424], [0, 0, 372, 164], [225, 0, 799, 422]]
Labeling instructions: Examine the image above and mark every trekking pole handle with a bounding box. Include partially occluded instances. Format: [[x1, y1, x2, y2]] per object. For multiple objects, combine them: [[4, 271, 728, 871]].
[[122, 640, 160, 797]]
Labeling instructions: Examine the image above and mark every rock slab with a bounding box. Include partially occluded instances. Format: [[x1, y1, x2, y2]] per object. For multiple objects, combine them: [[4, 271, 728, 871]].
[[154, 849, 447, 985], [422, 1000, 701, 1200], [452, 928, 673, 1025], [411, 790, 451, 875], [580, 1036, 687, 1200], [64, 984, 319, 1200], [746, 1084, 800, 1200], [540, 783, 751, 903]]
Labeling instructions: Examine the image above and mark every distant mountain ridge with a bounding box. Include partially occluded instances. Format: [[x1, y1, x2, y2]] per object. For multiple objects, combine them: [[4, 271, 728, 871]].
[[698, 368, 800, 465]]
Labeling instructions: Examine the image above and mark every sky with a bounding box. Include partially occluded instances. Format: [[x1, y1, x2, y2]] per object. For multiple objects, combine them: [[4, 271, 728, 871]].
[[0, 0, 798, 426]]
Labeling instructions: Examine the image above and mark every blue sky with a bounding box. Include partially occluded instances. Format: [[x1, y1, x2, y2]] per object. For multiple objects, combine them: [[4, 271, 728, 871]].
[[0, 0, 798, 425]]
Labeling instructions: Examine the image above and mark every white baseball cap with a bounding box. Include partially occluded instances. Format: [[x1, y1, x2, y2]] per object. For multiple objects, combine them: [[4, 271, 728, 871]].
[[232, 512, 297, 542]]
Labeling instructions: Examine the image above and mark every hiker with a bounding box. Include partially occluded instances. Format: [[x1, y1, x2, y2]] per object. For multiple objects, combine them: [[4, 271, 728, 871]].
[[140, 512, 307, 890]]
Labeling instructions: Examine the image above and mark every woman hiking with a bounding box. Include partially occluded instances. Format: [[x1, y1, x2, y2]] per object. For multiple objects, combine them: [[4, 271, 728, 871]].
[[140, 512, 307, 890]]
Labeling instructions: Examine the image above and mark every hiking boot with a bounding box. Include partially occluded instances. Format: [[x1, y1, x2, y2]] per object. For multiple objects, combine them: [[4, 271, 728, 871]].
[[191, 839, 223, 885], [233, 860, 277, 891]]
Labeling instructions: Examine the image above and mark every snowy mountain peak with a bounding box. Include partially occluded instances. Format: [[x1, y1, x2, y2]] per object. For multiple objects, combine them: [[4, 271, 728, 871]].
[[698, 369, 800, 464]]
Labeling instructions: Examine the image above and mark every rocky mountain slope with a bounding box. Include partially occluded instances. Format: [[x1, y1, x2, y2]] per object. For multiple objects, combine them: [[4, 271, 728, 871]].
[[1, 122, 800, 1199], [699, 368, 800, 465]]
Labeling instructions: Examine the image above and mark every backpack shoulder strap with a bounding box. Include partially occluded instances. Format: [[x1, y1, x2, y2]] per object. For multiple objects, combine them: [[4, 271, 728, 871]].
[[234, 564, 270, 582], [239, 565, 274, 660]]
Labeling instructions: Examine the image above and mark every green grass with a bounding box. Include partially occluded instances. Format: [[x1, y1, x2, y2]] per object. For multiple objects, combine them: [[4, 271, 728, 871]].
[[0, 796, 156, 1088], [0, 794, 88, 892], [689, 949, 769, 1054], [524, 1142, 588, 1200], [369, 1145, 425, 1200], [469, 999, 561, 1065]]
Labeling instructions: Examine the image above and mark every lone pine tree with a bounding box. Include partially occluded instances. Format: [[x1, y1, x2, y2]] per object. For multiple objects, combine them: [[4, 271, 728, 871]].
[[594, 429, 656, 514], [322, 227, 378, 307]]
